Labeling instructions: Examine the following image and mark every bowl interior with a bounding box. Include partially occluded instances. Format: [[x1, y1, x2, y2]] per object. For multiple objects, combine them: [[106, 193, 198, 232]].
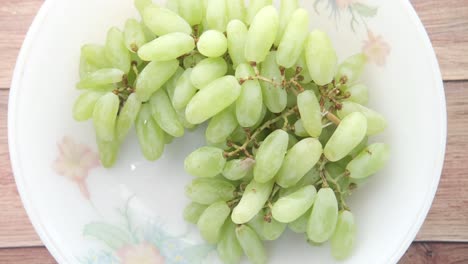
[[9, 0, 445, 263]]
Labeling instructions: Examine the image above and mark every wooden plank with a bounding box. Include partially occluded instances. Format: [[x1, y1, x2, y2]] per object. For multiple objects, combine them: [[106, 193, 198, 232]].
[[0, 247, 56, 264], [0, 0, 43, 89], [411, 0, 468, 80], [0, 0, 467, 89]]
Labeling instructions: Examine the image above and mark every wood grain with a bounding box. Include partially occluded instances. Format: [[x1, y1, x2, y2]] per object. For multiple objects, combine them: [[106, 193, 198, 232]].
[[0, 0, 467, 89], [0, 247, 56, 264]]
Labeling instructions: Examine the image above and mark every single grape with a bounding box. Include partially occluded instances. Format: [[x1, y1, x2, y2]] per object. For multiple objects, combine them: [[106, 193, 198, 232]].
[[184, 146, 226, 177], [324, 112, 367, 162], [235, 63, 263, 127], [253, 129, 288, 183], [185, 76, 241, 124], [295, 50, 313, 84], [288, 208, 311, 234], [248, 210, 287, 241], [346, 84, 369, 105], [307, 187, 339, 243], [183, 202, 207, 224], [347, 143, 390, 179], [76, 68, 124, 89], [124, 19, 147, 53], [275, 0, 299, 46], [96, 138, 120, 168], [226, 0, 246, 23], [337, 101, 387, 136], [335, 53, 367, 85], [140, 21, 156, 42], [205, 0, 228, 32], [116, 93, 142, 141], [330, 210, 356, 260], [165, 0, 179, 13], [276, 8, 309, 68], [164, 66, 185, 101], [218, 221, 243, 264], [105, 27, 131, 74], [349, 136, 368, 157], [142, 4, 192, 36], [191, 57, 228, 89], [197, 30, 228, 58], [276, 138, 323, 188], [150, 89, 185, 137], [294, 119, 309, 138], [172, 68, 198, 110], [305, 30, 338, 85], [206, 106, 238, 144], [227, 20, 248, 68], [135, 104, 165, 161], [176, 107, 197, 129], [245, 6, 278, 63], [134, 0, 153, 16], [231, 179, 274, 224], [272, 185, 317, 223], [236, 225, 267, 264], [135, 59, 179, 102], [185, 178, 235, 205], [246, 0, 273, 25], [93, 92, 119, 142], [183, 53, 206, 69], [222, 158, 255, 181], [177, 0, 203, 26], [80, 44, 111, 74], [297, 90, 323, 138], [197, 201, 231, 244], [138, 32, 195, 61], [260, 52, 287, 113], [73, 91, 105, 121]]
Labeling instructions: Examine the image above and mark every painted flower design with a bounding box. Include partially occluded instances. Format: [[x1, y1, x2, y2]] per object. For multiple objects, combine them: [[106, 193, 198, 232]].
[[53, 136, 100, 199], [117, 243, 165, 264], [336, 0, 358, 10], [362, 30, 391, 66]]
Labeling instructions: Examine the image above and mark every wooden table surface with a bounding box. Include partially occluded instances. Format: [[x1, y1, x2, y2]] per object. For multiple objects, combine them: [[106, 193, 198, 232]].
[[0, 0, 467, 263]]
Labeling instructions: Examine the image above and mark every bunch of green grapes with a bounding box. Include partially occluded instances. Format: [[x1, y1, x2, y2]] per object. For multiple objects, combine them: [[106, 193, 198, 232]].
[[73, 0, 390, 262]]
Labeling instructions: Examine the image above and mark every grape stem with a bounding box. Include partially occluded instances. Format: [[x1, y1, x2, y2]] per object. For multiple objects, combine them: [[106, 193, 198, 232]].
[[324, 171, 349, 211]]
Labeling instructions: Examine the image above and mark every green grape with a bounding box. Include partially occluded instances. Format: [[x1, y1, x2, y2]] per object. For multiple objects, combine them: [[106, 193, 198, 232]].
[[295, 50, 313, 84], [297, 90, 322, 137], [260, 52, 287, 113], [138, 32, 195, 61], [80, 44, 111, 72], [205, 0, 228, 32], [105, 27, 131, 73], [236, 225, 267, 264], [349, 136, 368, 157], [135, 104, 165, 161], [272, 185, 317, 223], [231, 179, 274, 224], [330, 210, 356, 260], [79, 54, 99, 79], [305, 30, 337, 85], [184, 146, 226, 177], [226, 0, 246, 22], [191, 57, 228, 89], [183, 202, 207, 224], [337, 101, 387, 136], [197, 201, 231, 244], [325, 162, 351, 193], [177, 0, 203, 26], [124, 19, 147, 53], [143, 4, 192, 36], [150, 89, 184, 137], [235, 64, 263, 127], [176, 108, 197, 129], [206, 106, 238, 144], [294, 119, 309, 137], [165, 66, 185, 101], [183, 53, 206, 69], [173, 68, 198, 110], [276, 138, 323, 188], [245, 6, 278, 63], [276, 8, 309, 68], [226, 20, 248, 68], [222, 158, 255, 181], [335, 53, 367, 84], [185, 178, 235, 205], [249, 211, 287, 241], [135, 59, 179, 102], [218, 221, 243, 264], [185, 76, 241, 124], [250, 104, 267, 130], [140, 21, 156, 42], [324, 112, 367, 162], [134, 0, 153, 16], [166, 0, 179, 13], [73, 91, 105, 121], [164, 133, 174, 144], [289, 208, 310, 234], [229, 126, 247, 143], [96, 138, 120, 168], [93, 92, 119, 142], [246, 0, 272, 25], [197, 30, 228, 58], [76, 68, 124, 89], [253, 129, 288, 183], [319, 125, 336, 146], [116, 93, 142, 141], [347, 143, 390, 180], [346, 84, 369, 105], [307, 187, 339, 243], [275, 0, 299, 46]]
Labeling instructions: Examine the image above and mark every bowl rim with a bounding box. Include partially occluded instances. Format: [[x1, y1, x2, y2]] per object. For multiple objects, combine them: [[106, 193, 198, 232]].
[[8, 0, 447, 263]]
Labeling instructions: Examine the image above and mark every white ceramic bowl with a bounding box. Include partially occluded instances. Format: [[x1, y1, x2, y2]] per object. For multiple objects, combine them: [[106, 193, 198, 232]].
[[9, 0, 446, 263]]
